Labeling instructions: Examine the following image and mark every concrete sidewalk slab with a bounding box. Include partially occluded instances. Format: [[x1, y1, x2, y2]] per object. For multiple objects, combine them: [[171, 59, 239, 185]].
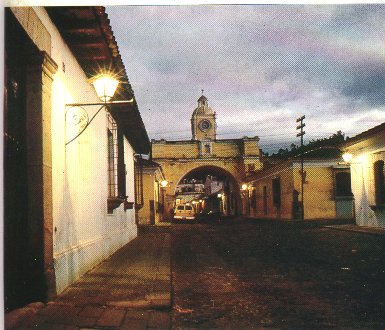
[[5, 230, 171, 330]]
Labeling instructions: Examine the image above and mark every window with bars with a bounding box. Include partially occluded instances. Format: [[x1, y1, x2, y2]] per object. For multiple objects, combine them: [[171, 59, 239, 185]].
[[107, 114, 118, 198], [134, 157, 144, 209], [106, 114, 127, 213], [335, 171, 353, 198]]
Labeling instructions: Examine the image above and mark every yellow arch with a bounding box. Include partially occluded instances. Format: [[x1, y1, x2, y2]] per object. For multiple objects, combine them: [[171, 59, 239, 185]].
[[158, 160, 245, 219]]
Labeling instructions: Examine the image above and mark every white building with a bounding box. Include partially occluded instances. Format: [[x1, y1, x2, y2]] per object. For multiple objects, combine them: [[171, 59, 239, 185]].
[[176, 181, 205, 193], [343, 123, 385, 228], [204, 175, 224, 196], [4, 7, 150, 310]]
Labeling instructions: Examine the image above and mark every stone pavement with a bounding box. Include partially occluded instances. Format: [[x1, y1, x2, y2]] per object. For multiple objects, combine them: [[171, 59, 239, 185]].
[[5, 228, 171, 330]]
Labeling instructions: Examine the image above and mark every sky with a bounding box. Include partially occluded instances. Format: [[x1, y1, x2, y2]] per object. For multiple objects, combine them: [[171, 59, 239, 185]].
[[106, 4, 385, 152]]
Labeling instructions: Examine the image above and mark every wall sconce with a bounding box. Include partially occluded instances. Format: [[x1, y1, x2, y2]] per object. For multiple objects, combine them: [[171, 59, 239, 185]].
[[160, 180, 169, 188], [90, 74, 119, 102], [65, 73, 134, 146], [241, 184, 248, 191], [342, 152, 353, 163], [217, 193, 222, 198]]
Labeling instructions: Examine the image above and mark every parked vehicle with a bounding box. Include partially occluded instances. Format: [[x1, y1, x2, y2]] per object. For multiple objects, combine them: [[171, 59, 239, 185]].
[[173, 204, 196, 221]]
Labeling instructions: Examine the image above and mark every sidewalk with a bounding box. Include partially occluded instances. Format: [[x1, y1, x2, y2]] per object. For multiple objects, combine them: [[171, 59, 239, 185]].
[[5, 229, 171, 329], [325, 224, 385, 236]]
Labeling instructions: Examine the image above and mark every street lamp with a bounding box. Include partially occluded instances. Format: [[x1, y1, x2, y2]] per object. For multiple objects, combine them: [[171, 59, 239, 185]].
[[158, 179, 169, 222], [160, 180, 169, 188], [65, 73, 134, 145], [240, 183, 250, 216], [90, 74, 119, 102], [342, 152, 353, 163]]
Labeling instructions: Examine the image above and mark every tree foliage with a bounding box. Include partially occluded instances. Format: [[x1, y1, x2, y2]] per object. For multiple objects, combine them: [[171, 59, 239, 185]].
[[269, 131, 345, 160]]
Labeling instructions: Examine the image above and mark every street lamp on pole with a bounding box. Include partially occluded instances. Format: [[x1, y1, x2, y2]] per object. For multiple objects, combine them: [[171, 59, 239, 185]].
[[159, 180, 169, 222]]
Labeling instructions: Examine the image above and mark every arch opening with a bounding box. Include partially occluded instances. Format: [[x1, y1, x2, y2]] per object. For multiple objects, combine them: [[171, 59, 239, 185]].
[[174, 165, 242, 217]]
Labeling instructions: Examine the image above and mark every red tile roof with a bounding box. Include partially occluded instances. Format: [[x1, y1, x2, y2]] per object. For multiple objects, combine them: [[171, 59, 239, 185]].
[[46, 6, 150, 153]]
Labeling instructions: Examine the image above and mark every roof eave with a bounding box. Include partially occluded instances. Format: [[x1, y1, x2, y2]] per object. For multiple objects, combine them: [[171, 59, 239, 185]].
[[46, 6, 150, 153]]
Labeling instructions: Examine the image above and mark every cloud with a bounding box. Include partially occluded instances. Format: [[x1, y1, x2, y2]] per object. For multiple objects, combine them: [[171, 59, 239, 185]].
[[342, 70, 385, 107], [106, 4, 385, 145]]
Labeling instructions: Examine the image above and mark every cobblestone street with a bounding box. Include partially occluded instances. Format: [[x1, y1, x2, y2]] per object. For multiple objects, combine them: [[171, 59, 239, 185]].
[[5, 4, 385, 330], [171, 219, 385, 329], [6, 219, 385, 329]]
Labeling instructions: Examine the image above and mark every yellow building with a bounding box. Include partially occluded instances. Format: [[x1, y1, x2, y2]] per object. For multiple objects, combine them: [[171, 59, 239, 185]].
[[243, 159, 353, 221], [136, 159, 167, 225], [343, 122, 385, 228], [151, 94, 263, 219]]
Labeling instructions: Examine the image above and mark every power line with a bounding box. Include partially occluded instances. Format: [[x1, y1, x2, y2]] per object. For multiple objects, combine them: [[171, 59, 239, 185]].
[[149, 130, 345, 140]]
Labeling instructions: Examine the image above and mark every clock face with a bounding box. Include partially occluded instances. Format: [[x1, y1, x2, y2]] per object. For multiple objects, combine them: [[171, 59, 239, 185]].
[[199, 119, 211, 132]]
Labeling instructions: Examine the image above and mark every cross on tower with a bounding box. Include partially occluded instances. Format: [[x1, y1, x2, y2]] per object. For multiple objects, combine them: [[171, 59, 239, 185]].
[[201, 89, 204, 95]]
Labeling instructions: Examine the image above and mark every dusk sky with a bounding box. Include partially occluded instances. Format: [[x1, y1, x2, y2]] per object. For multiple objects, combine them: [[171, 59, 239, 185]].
[[106, 4, 385, 152]]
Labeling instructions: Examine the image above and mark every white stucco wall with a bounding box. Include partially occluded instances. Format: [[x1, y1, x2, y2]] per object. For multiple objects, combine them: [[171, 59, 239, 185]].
[[32, 8, 138, 293], [350, 153, 385, 228]]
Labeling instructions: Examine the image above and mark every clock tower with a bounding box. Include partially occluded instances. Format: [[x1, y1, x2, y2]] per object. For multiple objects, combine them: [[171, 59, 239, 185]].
[[191, 94, 217, 141]]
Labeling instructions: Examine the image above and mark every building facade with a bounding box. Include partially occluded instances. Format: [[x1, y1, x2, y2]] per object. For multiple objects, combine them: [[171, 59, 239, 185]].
[[4, 7, 150, 310], [343, 123, 385, 228], [243, 159, 353, 221], [136, 159, 166, 225], [151, 95, 263, 219]]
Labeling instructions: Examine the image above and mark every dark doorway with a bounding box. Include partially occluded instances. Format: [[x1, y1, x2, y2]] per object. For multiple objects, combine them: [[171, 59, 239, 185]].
[[292, 189, 300, 219], [263, 186, 268, 215], [4, 10, 42, 311]]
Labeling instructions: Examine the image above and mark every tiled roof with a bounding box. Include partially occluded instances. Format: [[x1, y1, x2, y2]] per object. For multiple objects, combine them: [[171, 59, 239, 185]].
[[344, 122, 385, 148], [138, 158, 161, 168], [46, 6, 150, 154]]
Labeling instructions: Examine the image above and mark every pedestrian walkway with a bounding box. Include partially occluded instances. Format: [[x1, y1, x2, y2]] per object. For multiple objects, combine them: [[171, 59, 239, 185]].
[[325, 224, 385, 236], [5, 230, 171, 329]]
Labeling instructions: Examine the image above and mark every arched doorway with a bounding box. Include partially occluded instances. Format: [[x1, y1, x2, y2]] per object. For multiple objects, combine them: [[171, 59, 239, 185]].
[[171, 165, 241, 219]]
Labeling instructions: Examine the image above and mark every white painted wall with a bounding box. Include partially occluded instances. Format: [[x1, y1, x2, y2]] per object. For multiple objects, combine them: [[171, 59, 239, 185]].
[[33, 8, 138, 293], [350, 152, 385, 228]]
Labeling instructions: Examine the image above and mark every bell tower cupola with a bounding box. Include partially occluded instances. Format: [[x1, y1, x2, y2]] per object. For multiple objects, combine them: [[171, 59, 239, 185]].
[[191, 93, 217, 141]]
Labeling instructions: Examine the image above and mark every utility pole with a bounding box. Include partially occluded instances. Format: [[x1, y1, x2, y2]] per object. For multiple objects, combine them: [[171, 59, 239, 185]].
[[296, 115, 306, 221]]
